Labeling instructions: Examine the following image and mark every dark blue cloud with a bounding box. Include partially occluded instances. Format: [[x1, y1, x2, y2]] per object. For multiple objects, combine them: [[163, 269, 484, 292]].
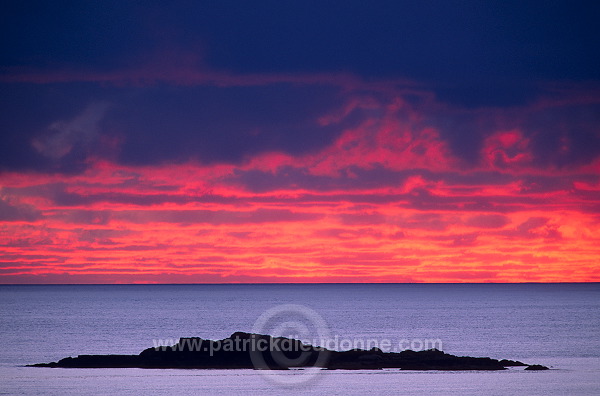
[[0, 83, 357, 171], [430, 99, 600, 167], [0, 83, 120, 172], [0, 1, 143, 69], [3, 1, 598, 99], [196, 1, 600, 83], [107, 85, 349, 165], [1, 1, 599, 173], [524, 103, 600, 168]]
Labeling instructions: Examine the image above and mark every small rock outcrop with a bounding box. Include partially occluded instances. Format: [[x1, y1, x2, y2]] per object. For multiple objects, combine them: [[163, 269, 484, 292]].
[[524, 364, 550, 370]]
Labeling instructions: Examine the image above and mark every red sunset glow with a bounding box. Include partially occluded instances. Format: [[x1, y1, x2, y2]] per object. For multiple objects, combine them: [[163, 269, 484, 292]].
[[1, 2, 599, 284], [1, 83, 599, 284]]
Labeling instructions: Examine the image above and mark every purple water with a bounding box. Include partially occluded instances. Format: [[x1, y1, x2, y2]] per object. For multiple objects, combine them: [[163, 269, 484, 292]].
[[1, 284, 599, 395]]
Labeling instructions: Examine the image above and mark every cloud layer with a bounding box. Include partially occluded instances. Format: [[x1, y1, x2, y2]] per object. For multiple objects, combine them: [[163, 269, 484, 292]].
[[1, 1, 599, 283]]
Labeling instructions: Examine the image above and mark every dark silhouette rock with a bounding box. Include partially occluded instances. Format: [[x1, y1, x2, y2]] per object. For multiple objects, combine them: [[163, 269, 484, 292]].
[[498, 359, 527, 366], [28, 332, 547, 371], [524, 364, 550, 370]]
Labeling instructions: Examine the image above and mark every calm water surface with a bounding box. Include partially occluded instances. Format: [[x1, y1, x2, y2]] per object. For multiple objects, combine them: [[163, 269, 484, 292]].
[[0, 284, 598, 395]]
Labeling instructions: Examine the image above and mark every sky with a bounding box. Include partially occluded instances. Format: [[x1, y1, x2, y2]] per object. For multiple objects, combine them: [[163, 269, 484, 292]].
[[1, 1, 599, 283]]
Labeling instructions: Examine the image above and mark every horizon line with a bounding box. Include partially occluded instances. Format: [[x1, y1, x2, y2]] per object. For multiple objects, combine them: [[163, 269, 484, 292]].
[[1, 282, 598, 286]]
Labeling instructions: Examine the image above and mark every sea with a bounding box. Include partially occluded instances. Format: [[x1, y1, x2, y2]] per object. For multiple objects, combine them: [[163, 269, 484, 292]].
[[0, 283, 598, 395]]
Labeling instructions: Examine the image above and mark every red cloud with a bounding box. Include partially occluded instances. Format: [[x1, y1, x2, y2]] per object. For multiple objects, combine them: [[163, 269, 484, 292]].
[[483, 130, 533, 169], [1, 71, 599, 283]]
